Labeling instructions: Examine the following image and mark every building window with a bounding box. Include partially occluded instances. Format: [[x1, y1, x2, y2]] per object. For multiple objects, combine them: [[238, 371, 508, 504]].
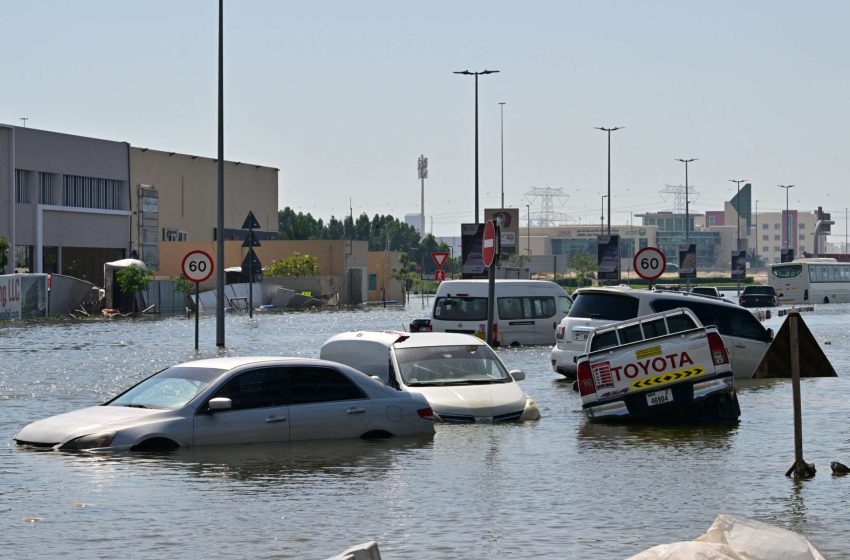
[[63, 175, 123, 210], [15, 245, 32, 272], [774, 223, 780, 229], [799, 223, 805, 229], [799, 234, 805, 241], [42, 246, 59, 274], [762, 235, 769, 241], [762, 246, 769, 253], [368, 274, 377, 291], [38, 172, 55, 205], [762, 223, 769, 230], [774, 246, 782, 252], [163, 229, 188, 241], [15, 169, 30, 203]]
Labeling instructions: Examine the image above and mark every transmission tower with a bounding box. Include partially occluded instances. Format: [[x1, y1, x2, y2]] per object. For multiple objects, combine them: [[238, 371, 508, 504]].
[[525, 187, 576, 226], [659, 184, 700, 214]]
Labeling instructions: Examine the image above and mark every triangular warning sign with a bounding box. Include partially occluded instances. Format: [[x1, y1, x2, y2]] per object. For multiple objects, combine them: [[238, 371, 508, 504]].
[[432, 251, 449, 269], [241, 210, 261, 230]]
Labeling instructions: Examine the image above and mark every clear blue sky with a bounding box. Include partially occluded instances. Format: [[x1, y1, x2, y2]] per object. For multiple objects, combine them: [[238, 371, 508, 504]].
[[4, 0, 849, 240]]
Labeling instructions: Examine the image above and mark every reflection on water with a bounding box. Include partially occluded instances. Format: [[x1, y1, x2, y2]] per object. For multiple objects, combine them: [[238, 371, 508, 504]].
[[2, 308, 850, 559]]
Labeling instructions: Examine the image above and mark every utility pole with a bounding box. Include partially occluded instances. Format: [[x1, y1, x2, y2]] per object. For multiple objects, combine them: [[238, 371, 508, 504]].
[[676, 158, 697, 241], [215, 0, 225, 347], [499, 102, 506, 208], [778, 185, 795, 250], [418, 155, 428, 237]]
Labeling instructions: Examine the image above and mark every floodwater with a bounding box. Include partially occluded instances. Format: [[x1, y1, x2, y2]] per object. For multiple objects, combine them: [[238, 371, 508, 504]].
[[2, 298, 850, 559]]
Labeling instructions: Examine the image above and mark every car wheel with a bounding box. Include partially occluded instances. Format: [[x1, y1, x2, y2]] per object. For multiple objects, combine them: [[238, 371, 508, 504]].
[[130, 437, 179, 452], [360, 430, 393, 440]]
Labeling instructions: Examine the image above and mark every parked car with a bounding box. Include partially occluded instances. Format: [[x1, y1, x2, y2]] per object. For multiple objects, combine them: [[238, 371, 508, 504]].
[[739, 285, 780, 308], [550, 286, 773, 379], [13, 357, 435, 451], [320, 331, 540, 423], [690, 286, 721, 298], [575, 307, 740, 422]]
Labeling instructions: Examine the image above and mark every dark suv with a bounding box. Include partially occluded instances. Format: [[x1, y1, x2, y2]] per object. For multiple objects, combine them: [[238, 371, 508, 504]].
[[739, 285, 780, 308]]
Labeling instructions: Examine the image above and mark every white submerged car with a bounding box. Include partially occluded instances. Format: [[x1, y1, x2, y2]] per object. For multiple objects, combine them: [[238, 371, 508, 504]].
[[320, 332, 541, 424], [13, 357, 435, 451]]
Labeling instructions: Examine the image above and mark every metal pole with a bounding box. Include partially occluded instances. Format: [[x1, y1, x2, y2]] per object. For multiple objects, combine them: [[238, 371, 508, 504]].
[[215, 0, 225, 347], [779, 185, 795, 251], [474, 74, 479, 223], [596, 127, 622, 235], [526, 204, 531, 257], [195, 281, 200, 350], [499, 102, 505, 208]]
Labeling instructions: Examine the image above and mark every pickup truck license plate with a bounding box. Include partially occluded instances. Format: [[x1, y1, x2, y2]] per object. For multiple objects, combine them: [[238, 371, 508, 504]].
[[646, 389, 673, 407]]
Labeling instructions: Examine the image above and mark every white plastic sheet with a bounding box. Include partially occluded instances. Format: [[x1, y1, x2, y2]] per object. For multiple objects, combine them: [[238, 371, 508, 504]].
[[627, 515, 824, 560]]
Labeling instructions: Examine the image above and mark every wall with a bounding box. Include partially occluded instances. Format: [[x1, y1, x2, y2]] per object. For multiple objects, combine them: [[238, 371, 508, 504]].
[[367, 251, 403, 302]]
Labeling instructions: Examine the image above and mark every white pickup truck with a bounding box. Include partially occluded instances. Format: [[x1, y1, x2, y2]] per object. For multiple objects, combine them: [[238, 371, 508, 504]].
[[575, 307, 741, 422]]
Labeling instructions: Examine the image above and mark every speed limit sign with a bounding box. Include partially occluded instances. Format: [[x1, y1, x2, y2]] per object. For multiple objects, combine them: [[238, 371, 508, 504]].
[[182, 250, 215, 283], [633, 247, 666, 281]]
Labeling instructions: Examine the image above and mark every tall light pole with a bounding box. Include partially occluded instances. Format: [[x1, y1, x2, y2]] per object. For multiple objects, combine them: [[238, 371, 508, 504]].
[[755, 200, 759, 265], [454, 69, 500, 223], [499, 102, 506, 208], [778, 184, 795, 251], [418, 155, 428, 237], [730, 179, 747, 252], [215, 0, 225, 347], [600, 194, 608, 234], [526, 204, 531, 256], [595, 126, 623, 235], [676, 158, 697, 241]]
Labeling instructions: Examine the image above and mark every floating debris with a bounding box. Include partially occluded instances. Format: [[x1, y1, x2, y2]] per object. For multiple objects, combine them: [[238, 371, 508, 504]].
[[23, 517, 44, 523], [831, 461, 850, 475]]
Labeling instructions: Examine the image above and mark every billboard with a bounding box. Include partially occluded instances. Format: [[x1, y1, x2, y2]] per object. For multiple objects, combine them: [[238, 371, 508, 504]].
[[597, 235, 620, 281], [0, 274, 48, 321], [731, 250, 747, 280], [485, 208, 519, 256], [678, 244, 697, 279], [781, 248, 795, 263], [461, 223, 487, 279]]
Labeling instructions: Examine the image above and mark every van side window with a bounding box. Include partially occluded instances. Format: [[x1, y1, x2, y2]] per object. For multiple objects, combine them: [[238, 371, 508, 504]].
[[618, 324, 643, 344], [433, 296, 488, 321], [642, 319, 667, 339], [497, 297, 523, 320], [590, 330, 619, 352], [496, 296, 557, 319]]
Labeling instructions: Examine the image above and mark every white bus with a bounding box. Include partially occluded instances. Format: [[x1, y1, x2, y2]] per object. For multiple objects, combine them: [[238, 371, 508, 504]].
[[768, 258, 850, 304]]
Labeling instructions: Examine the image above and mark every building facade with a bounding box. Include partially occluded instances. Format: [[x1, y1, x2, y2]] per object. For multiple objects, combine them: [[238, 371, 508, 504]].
[[0, 125, 131, 282]]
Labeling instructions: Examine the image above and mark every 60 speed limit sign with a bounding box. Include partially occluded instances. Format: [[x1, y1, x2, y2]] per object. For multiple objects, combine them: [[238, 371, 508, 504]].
[[182, 250, 214, 283], [633, 247, 666, 281]]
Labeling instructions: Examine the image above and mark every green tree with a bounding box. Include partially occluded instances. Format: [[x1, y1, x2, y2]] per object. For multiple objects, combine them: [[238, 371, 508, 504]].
[[0, 236, 8, 271], [278, 207, 324, 240], [115, 266, 153, 312], [570, 253, 597, 287], [265, 252, 320, 277]]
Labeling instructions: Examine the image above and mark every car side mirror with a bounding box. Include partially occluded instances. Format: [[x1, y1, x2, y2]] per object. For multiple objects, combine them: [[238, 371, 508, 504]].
[[509, 369, 526, 382], [208, 397, 232, 411]]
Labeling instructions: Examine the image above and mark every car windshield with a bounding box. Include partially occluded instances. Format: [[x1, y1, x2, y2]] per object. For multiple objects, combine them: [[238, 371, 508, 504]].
[[744, 286, 774, 295], [108, 366, 227, 410], [393, 344, 510, 386]]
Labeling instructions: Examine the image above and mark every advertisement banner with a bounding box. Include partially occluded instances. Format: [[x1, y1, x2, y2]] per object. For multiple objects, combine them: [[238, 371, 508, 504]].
[[597, 235, 620, 281], [0, 274, 48, 321], [731, 251, 747, 280], [678, 244, 697, 279], [485, 208, 519, 255], [781, 248, 795, 263], [461, 223, 487, 279]]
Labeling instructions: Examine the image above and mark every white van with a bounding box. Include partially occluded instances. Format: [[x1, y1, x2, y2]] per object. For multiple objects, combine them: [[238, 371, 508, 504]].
[[411, 279, 572, 346]]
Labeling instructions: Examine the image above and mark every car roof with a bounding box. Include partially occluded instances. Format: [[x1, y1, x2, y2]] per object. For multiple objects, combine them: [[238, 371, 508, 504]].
[[170, 356, 331, 370], [323, 331, 487, 349], [574, 286, 741, 309]]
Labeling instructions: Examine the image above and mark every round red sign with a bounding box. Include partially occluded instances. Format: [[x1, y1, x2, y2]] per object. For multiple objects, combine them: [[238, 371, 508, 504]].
[[482, 220, 497, 268]]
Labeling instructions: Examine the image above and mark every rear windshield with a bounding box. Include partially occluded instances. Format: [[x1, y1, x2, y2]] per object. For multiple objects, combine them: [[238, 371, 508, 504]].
[[743, 286, 775, 295], [568, 293, 640, 321], [433, 296, 488, 321]]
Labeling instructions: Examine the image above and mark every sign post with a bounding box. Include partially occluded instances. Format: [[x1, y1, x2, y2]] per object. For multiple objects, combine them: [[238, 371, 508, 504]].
[[482, 220, 499, 346], [182, 250, 215, 350], [241, 211, 262, 318], [633, 246, 666, 290], [432, 251, 448, 284]]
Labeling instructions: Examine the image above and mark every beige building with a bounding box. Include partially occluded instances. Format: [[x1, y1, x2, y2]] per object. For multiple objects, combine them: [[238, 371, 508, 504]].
[[129, 147, 278, 271]]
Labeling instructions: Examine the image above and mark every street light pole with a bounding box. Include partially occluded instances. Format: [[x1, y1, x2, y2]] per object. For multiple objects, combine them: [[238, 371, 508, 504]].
[[526, 204, 531, 257], [676, 158, 697, 241], [600, 194, 608, 234], [454, 69, 500, 224], [595, 126, 623, 235], [778, 184, 795, 251], [499, 102, 506, 208]]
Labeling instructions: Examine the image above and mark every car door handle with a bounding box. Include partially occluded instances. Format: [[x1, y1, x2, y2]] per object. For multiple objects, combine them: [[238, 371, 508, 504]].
[[734, 344, 746, 348], [265, 415, 287, 424], [346, 407, 367, 415]]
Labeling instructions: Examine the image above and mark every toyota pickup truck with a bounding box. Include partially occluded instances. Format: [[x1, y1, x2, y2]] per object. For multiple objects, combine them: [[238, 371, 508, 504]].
[[575, 307, 741, 422]]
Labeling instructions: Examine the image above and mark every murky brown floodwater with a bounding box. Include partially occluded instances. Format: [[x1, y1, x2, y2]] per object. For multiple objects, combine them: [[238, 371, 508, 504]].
[[2, 297, 849, 559]]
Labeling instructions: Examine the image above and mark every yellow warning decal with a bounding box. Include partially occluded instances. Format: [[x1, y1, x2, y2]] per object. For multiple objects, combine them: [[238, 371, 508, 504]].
[[631, 366, 707, 390], [635, 345, 662, 360]]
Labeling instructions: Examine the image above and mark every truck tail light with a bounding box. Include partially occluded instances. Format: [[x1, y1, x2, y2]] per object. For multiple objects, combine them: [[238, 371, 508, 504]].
[[556, 324, 565, 340], [576, 361, 596, 397], [707, 332, 729, 366], [417, 407, 434, 420]]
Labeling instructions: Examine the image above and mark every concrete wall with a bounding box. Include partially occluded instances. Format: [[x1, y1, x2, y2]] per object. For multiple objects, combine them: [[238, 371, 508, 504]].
[[367, 251, 403, 302]]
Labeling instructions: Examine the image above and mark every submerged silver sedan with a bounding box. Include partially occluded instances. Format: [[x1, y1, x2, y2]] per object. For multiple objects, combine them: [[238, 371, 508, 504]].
[[13, 356, 435, 451]]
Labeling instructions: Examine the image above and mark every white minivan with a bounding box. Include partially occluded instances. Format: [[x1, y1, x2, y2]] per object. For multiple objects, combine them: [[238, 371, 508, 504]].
[[412, 279, 572, 346], [550, 286, 774, 379]]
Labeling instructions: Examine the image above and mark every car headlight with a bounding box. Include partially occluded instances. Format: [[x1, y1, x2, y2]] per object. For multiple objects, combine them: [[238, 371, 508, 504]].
[[60, 432, 117, 450]]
